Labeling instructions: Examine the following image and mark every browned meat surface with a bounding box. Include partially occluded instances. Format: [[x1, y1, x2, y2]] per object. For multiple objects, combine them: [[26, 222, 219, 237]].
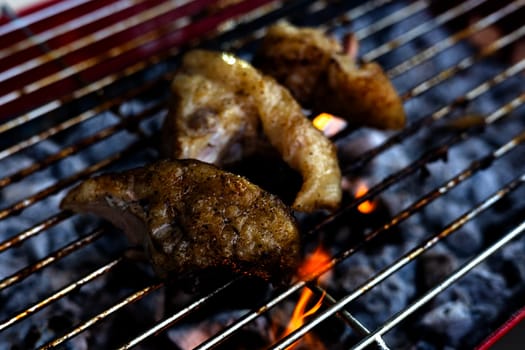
[[163, 50, 342, 212], [60, 159, 301, 283], [255, 21, 406, 130]]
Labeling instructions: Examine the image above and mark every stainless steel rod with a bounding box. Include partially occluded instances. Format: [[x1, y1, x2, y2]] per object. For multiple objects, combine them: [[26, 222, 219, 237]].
[[353, 217, 525, 350], [274, 169, 525, 349]]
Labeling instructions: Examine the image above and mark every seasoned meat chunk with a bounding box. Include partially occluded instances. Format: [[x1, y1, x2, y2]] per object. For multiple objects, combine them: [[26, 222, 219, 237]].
[[60, 159, 301, 284], [163, 49, 342, 212], [162, 63, 260, 165], [255, 21, 406, 130]]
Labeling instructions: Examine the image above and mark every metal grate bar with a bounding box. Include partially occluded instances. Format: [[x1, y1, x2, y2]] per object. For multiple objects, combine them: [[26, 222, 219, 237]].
[[0, 1, 523, 348], [1, 3, 521, 190], [0, 257, 123, 332], [404, 25, 525, 99], [323, 0, 393, 31], [0, 0, 458, 225], [0, 0, 213, 85], [8, 82, 523, 350], [101, 95, 522, 348], [336, 93, 525, 240], [0, 0, 153, 60], [0, 228, 105, 291], [354, 0, 429, 40], [0, 103, 165, 189], [362, 0, 487, 61], [0, 211, 71, 253], [117, 278, 240, 350], [353, 216, 525, 350], [0, 0, 296, 138], [1, 0, 518, 176], [346, 58, 525, 173], [0, 71, 168, 159], [216, 0, 319, 51], [0, 55, 160, 135], [0, 0, 92, 37], [309, 284, 390, 350], [387, 0, 525, 78], [188, 281, 305, 349], [39, 282, 165, 350], [197, 107, 525, 349], [323, 93, 524, 233], [0, 0, 279, 124], [225, 0, 418, 55], [0, 138, 150, 221], [0, 0, 275, 118], [273, 149, 525, 349]]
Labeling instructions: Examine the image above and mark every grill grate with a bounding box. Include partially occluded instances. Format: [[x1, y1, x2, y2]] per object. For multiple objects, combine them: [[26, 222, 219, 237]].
[[0, 0, 524, 349]]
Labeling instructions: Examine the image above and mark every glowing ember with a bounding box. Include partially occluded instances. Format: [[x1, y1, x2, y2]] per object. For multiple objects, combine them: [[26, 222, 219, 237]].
[[354, 181, 377, 214], [312, 113, 347, 137]]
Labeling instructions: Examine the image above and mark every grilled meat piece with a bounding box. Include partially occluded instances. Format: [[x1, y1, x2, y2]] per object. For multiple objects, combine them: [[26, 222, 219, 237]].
[[163, 49, 342, 212], [60, 159, 301, 283], [162, 62, 260, 165], [255, 21, 406, 130]]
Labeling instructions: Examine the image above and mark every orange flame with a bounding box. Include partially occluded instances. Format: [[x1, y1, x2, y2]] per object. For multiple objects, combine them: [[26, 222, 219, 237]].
[[354, 181, 377, 214], [312, 113, 347, 137], [282, 288, 326, 345], [297, 246, 331, 280], [279, 247, 330, 349]]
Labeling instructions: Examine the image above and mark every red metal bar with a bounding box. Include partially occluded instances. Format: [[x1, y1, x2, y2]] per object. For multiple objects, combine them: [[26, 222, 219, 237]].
[[0, 0, 277, 119], [0, 0, 62, 25], [0, 0, 212, 96], [0, 0, 162, 71], [0, 0, 120, 46], [476, 305, 525, 350]]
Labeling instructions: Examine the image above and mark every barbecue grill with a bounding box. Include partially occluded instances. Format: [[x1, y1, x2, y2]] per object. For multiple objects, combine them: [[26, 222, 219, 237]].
[[0, 0, 524, 349]]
